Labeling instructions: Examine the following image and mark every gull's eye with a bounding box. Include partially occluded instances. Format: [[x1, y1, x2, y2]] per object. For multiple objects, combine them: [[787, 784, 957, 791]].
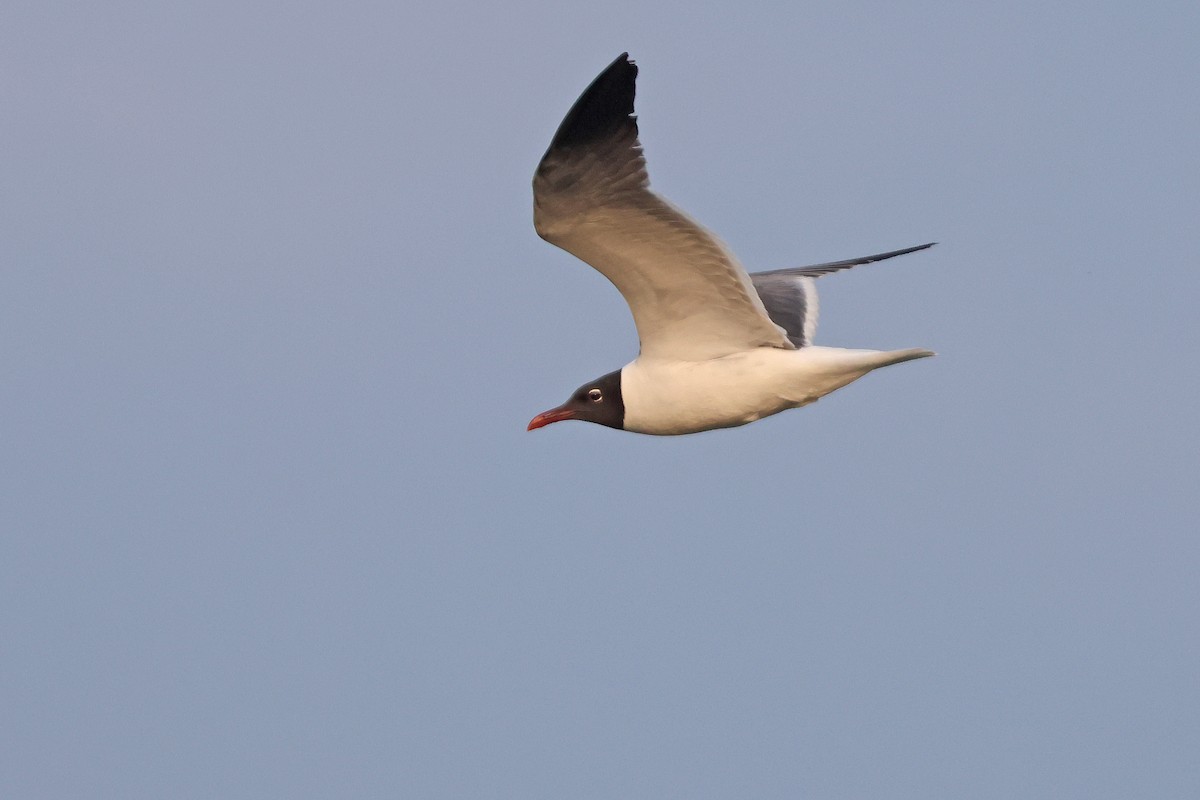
[[587, 388, 603, 402]]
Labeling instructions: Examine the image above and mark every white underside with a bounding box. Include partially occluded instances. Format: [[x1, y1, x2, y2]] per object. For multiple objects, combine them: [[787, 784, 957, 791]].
[[621, 346, 934, 435]]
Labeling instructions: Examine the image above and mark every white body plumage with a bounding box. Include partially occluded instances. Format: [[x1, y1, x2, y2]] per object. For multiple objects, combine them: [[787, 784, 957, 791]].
[[621, 347, 933, 435]]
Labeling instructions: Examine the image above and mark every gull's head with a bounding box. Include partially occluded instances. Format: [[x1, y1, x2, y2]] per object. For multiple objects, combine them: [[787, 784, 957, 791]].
[[527, 369, 624, 431]]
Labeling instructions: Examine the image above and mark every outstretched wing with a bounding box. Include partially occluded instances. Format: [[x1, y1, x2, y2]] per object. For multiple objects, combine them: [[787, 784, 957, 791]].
[[750, 243, 935, 346], [533, 53, 793, 361], [752, 242, 935, 279]]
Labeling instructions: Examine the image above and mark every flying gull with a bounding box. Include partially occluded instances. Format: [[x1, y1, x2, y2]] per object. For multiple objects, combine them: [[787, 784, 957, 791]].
[[528, 53, 934, 435]]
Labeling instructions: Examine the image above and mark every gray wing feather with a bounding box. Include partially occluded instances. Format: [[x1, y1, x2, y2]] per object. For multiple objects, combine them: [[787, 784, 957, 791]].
[[749, 242, 934, 346], [752, 242, 935, 279], [751, 274, 817, 347]]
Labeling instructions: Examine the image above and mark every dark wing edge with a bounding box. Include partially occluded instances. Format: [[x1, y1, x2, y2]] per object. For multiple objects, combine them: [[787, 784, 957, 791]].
[[533, 53, 647, 243], [537, 53, 637, 164], [751, 242, 936, 279]]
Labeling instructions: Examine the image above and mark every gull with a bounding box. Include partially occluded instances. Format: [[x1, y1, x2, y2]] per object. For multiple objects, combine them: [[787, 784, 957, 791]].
[[527, 53, 934, 435]]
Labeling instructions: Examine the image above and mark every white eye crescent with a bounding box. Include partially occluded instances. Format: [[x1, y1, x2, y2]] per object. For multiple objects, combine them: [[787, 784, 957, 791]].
[[587, 388, 603, 402]]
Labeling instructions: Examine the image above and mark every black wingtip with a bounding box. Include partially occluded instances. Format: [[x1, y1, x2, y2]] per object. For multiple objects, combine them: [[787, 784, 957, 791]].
[[544, 53, 638, 151]]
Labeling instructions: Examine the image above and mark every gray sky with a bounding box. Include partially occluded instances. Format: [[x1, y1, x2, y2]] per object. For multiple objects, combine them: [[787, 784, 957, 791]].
[[3, 1, 1198, 797]]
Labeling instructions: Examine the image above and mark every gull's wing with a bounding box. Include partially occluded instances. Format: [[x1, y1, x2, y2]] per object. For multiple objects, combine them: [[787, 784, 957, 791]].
[[749, 243, 935, 346], [751, 242, 936, 279], [533, 53, 792, 361]]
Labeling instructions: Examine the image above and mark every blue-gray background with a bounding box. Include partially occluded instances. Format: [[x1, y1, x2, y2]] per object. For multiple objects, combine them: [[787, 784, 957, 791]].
[[4, 1, 1198, 797]]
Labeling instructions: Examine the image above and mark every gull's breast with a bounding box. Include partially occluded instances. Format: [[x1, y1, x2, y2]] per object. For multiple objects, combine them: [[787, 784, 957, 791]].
[[619, 349, 812, 435]]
